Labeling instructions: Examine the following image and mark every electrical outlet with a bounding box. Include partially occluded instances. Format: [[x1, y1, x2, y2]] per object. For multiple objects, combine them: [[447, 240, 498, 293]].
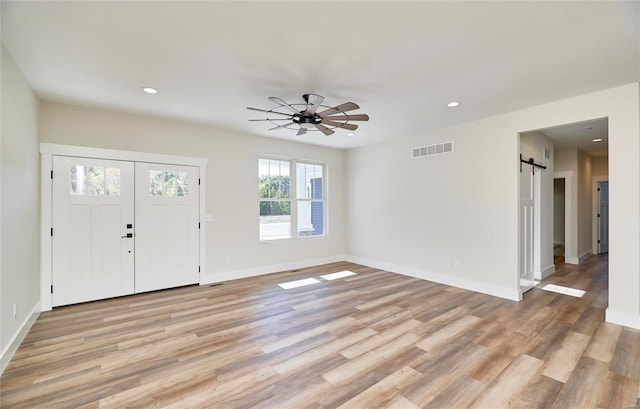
[[12, 304, 17, 319], [225, 256, 231, 264]]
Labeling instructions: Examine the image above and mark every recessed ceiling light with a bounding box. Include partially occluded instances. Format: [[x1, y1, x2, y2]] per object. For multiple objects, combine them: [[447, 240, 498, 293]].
[[592, 138, 603, 142], [347, 132, 355, 136], [142, 87, 157, 94], [447, 101, 460, 108]]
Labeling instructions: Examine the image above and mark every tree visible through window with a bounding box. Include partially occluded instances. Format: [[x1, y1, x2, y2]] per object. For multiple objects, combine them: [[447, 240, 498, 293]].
[[70, 165, 120, 196], [259, 157, 325, 241], [259, 158, 291, 240], [149, 170, 189, 197]]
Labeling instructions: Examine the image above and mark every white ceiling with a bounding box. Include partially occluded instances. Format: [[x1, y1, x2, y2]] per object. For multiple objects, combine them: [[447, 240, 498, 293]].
[[2, 1, 639, 149], [539, 118, 609, 158]]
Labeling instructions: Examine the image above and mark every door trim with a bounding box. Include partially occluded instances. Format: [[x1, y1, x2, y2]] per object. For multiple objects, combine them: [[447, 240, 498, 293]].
[[40, 143, 208, 311]]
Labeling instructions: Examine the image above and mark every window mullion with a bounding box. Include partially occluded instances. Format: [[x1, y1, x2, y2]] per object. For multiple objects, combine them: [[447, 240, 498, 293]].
[[290, 160, 298, 238]]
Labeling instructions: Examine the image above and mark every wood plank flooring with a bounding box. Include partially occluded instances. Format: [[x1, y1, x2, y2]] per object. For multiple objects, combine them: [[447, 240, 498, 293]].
[[2, 255, 640, 408]]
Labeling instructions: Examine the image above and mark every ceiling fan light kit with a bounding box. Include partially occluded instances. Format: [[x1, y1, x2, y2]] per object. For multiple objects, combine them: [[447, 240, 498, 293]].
[[247, 93, 369, 136]]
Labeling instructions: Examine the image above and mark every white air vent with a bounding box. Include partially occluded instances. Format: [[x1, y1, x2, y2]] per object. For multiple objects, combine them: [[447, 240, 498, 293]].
[[412, 141, 454, 158]]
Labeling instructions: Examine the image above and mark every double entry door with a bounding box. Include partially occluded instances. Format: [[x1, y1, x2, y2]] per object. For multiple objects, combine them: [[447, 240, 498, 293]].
[[52, 156, 199, 307]]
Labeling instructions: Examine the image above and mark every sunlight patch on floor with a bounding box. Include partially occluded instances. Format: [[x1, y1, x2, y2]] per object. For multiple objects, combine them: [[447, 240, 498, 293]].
[[320, 270, 356, 281], [540, 283, 586, 298], [278, 278, 321, 289], [279, 271, 357, 289]]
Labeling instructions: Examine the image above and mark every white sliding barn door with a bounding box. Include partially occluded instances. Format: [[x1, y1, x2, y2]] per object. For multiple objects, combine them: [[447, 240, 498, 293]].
[[519, 168, 535, 295], [52, 156, 135, 306], [134, 163, 200, 293]]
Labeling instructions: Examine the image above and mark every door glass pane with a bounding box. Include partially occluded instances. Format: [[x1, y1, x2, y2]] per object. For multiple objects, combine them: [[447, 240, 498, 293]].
[[105, 168, 121, 196], [298, 201, 323, 237], [87, 167, 104, 195], [260, 200, 291, 240], [176, 172, 189, 196], [149, 170, 189, 197], [165, 172, 177, 197], [149, 170, 163, 196], [70, 165, 112, 195], [70, 165, 86, 195]]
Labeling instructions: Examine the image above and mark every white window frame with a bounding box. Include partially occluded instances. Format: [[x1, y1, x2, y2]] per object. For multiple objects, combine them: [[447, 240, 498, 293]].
[[258, 156, 326, 242]]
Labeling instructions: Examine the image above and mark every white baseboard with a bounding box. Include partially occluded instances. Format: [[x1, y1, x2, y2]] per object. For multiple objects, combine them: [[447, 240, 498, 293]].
[[200, 255, 347, 285], [578, 250, 592, 264], [535, 264, 555, 281], [565, 256, 579, 265], [346, 255, 520, 301], [1, 301, 41, 375], [606, 308, 640, 330]]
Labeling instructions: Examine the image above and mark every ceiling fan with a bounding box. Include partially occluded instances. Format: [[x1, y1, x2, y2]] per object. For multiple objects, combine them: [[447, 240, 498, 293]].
[[247, 93, 369, 136]]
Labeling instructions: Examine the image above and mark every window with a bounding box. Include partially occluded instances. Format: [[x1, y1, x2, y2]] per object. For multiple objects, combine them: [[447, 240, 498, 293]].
[[296, 162, 324, 237], [259, 158, 291, 240], [259, 157, 325, 241], [149, 170, 189, 197], [70, 165, 120, 196]]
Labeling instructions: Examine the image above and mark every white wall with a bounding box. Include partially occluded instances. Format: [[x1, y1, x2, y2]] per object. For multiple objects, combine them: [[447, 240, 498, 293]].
[[592, 156, 608, 178], [520, 131, 555, 278], [577, 148, 593, 260], [39, 101, 346, 284], [1, 45, 41, 371], [347, 114, 522, 301], [554, 147, 595, 263], [346, 83, 640, 329], [554, 149, 578, 262]]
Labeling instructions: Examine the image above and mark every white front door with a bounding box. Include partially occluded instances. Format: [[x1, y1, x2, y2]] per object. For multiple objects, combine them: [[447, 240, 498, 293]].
[[52, 156, 135, 306], [134, 163, 200, 293]]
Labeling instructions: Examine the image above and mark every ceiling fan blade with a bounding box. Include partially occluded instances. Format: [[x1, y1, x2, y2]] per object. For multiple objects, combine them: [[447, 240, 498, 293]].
[[247, 107, 293, 116], [249, 118, 292, 121], [304, 93, 324, 115], [317, 102, 360, 117], [296, 127, 307, 136], [321, 119, 358, 131], [315, 123, 335, 136], [268, 97, 301, 114], [268, 122, 295, 131], [323, 114, 369, 122]]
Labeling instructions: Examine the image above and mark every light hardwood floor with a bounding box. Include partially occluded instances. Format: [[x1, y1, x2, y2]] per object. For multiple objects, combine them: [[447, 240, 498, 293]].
[[2, 255, 639, 408]]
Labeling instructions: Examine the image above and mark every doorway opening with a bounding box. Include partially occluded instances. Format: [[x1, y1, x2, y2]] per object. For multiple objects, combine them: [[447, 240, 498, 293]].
[[520, 118, 609, 308], [553, 177, 566, 261]]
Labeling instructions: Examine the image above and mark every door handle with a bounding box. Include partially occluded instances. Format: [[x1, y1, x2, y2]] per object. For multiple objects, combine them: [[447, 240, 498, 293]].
[[121, 233, 133, 238]]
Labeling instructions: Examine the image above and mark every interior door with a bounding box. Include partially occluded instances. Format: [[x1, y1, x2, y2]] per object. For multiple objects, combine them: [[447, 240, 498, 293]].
[[134, 163, 200, 293], [52, 156, 135, 306], [519, 168, 535, 294], [598, 181, 609, 253]]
